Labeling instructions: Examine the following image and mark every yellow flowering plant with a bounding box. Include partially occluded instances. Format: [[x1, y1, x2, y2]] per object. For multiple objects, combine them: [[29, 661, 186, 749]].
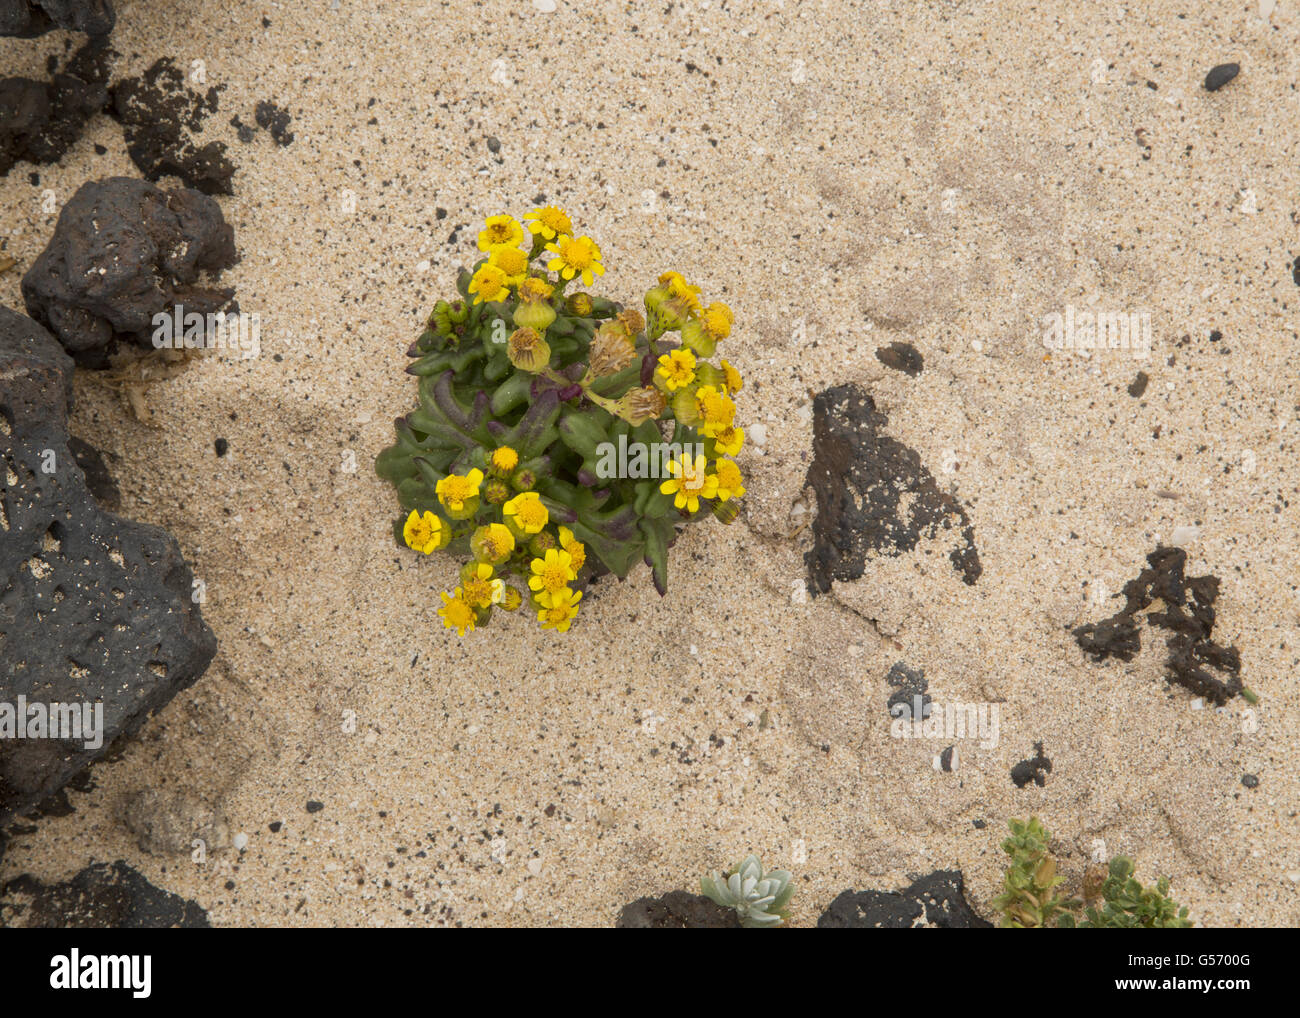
[[375, 207, 748, 634]]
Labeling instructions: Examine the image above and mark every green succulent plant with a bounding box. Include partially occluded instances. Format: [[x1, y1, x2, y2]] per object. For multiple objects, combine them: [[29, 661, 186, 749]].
[[1061, 856, 1192, 928], [991, 817, 1080, 928], [700, 855, 795, 928]]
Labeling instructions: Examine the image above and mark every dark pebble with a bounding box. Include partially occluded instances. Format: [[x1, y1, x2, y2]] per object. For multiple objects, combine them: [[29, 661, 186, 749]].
[[93, 143, 107, 155], [1291, 256, 1299, 286], [1128, 371, 1149, 397], [874, 341, 923, 377], [1204, 63, 1239, 92], [268, 821, 282, 832], [972, 819, 986, 829], [214, 437, 228, 456], [306, 800, 324, 813], [486, 136, 500, 154], [1241, 773, 1259, 789]]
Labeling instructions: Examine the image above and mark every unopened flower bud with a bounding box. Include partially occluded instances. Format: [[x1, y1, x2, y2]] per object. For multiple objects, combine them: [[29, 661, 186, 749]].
[[681, 318, 716, 357], [711, 498, 742, 525], [513, 299, 556, 333], [566, 293, 594, 317], [670, 386, 702, 426]]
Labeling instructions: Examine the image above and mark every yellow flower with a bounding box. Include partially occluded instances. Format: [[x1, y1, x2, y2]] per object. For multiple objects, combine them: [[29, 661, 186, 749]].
[[558, 526, 586, 572], [471, 522, 515, 564], [468, 263, 511, 304], [537, 587, 582, 632], [504, 491, 548, 535], [712, 424, 744, 456], [402, 509, 443, 554], [491, 446, 520, 474], [660, 452, 719, 513], [524, 205, 573, 240], [438, 589, 477, 636], [517, 276, 554, 303], [695, 385, 736, 437], [545, 234, 605, 287], [478, 214, 524, 251], [720, 358, 743, 394], [436, 468, 484, 513], [714, 458, 746, 501], [659, 271, 702, 316], [655, 348, 696, 391], [461, 562, 496, 610], [528, 548, 576, 604], [703, 301, 733, 340], [488, 246, 529, 284]]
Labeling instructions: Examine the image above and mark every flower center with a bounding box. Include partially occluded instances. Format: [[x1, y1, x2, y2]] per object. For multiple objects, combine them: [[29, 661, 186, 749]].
[[561, 239, 592, 269]]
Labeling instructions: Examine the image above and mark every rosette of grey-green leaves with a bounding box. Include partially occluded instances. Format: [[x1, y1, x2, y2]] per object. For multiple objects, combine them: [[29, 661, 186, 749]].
[[700, 855, 794, 928]]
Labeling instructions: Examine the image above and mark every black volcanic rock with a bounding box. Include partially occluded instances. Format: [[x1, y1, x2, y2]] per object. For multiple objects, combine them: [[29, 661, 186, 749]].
[[0, 861, 209, 927], [804, 383, 980, 593], [110, 58, 234, 194], [616, 890, 741, 928], [0, 43, 113, 177], [1072, 546, 1244, 704], [1010, 740, 1053, 788], [0, 0, 113, 37], [0, 306, 217, 826], [254, 100, 294, 146], [818, 870, 992, 928], [21, 176, 237, 367]]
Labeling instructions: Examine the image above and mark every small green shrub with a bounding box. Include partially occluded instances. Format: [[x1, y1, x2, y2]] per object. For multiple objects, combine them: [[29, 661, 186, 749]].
[[991, 817, 1080, 928], [1061, 856, 1192, 928]]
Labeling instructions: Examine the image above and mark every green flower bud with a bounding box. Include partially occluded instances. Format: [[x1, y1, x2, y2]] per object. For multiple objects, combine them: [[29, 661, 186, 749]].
[[513, 300, 557, 333], [529, 531, 558, 557], [681, 318, 716, 357], [670, 386, 701, 426], [694, 362, 724, 390], [566, 293, 594, 317], [711, 498, 742, 525]]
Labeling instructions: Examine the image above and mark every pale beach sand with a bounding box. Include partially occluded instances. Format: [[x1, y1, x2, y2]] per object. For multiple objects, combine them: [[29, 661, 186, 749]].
[[1, 0, 1297, 926]]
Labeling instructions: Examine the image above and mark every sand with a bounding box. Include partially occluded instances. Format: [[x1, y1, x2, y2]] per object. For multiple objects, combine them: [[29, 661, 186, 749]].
[[1, 0, 1297, 927]]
